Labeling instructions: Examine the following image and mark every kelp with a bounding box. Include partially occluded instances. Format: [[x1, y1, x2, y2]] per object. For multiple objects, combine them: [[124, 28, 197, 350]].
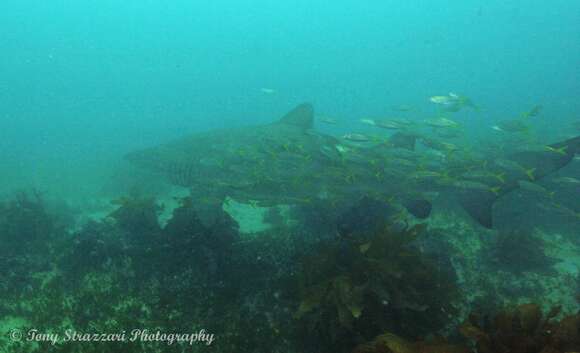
[[109, 194, 163, 235], [459, 303, 580, 353], [353, 332, 469, 353], [294, 223, 459, 351], [0, 190, 58, 257]]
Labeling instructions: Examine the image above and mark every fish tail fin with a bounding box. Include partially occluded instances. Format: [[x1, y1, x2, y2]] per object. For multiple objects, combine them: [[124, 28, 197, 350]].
[[550, 146, 568, 155], [371, 135, 384, 143], [495, 172, 506, 183], [547, 135, 580, 156], [525, 168, 536, 180]]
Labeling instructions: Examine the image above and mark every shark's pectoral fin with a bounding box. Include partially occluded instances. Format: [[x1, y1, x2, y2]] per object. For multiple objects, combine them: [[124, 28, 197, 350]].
[[189, 190, 228, 228], [456, 190, 497, 228], [277, 103, 314, 130]]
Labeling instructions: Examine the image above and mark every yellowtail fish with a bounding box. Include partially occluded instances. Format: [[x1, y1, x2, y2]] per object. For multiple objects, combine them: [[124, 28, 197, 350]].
[[491, 119, 529, 133], [461, 170, 506, 184], [437, 141, 459, 152], [516, 144, 568, 155], [409, 171, 444, 180], [389, 148, 419, 159], [429, 92, 478, 112], [421, 138, 459, 152], [517, 180, 554, 197], [374, 119, 407, 130], [335, 144, 351, 154], [544, 145, 568, 155], [260, 88, 276, 94], [360, 118, 377, 126], [391, 118, 414, 125], [424, 117, 460, 128], [521, 105, 543, 118], [494, 159, 536, 180], [318, 116, 338, 125], [551, 176, 580, 185], [388, 158, 417, 169], [422, 149, 446, 162], [453, 180, 501, 194], [342, 133, 371, 142], [429, 93, 458, 105]]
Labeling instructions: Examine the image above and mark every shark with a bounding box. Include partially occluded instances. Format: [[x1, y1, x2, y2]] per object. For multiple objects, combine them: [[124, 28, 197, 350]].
[[456, 135, 580, 228], [125, 103, 427, 225], [125, 103, 580, 229]]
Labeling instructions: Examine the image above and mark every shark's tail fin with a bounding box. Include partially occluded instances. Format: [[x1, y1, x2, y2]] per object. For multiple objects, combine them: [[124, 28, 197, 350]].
[[457, 135, 580, 229], [457, 190, 497, 229]]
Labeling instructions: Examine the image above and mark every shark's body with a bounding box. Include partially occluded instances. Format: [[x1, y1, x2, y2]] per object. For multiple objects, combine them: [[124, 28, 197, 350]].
[[127, 104, 344, 207], [126, 103, 580, 228]]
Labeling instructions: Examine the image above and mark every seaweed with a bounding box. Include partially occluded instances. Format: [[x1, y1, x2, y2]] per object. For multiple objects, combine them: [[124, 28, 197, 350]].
[[294, 223, 459, 351], [0, 190, 62, 300], [0, 190, 58, 256], [353, 332, 469, 353], [3, 187, 577, 353], [459, 303, 580, 353], [108, 194, 163, 236], [60, 220, 126, 283], [163, 195, 238, 275]]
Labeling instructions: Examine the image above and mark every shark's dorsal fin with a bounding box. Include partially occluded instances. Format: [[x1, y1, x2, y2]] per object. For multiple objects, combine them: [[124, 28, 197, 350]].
[[277, 103, 314, 130]]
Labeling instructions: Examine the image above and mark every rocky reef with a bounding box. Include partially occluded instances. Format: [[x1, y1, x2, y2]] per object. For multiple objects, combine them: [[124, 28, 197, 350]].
[[0, 191, 578, 353]]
